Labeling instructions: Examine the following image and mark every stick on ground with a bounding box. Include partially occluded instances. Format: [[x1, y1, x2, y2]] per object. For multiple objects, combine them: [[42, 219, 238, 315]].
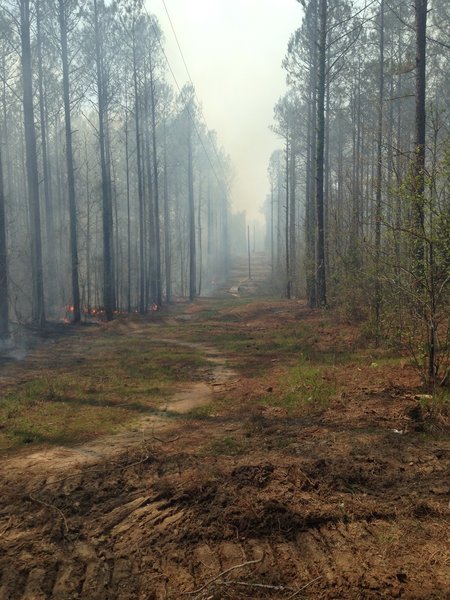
[[29, 494, 68, 534], [186, 555, 265, 596], [287, 575, 323, 599]]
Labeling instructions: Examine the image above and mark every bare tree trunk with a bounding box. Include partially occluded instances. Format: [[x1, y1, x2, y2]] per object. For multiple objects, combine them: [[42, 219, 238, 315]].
[[124, 98, 132, 313], [36, 0, 56, 314], [188, 117, 196, 301], [93, 0, 114, 321], [1, 54, 12, 198], [315, 0, 327, 307], [149, 55, 162, 306], [413, 0, 433, 381], [111, 158, 121, 309], [198, 178, 202, 295], [132, 36, 146, 314], [59, 0, 81, 323], [289, 130, 296, 297], [352, 59, 362, 265], [143, 87, 155, 307], [163, 120, 171, 303], [270, 182, 274, 273], [221, 193, 229, 281], [0, 144, 8, 338], [374, 0, 385, 333], [412, 0, 427, 280], [285, 138, 290, 298], [20, 0, 45, 328], [84, 135, 92, 312], [305, 81, 316, 306]]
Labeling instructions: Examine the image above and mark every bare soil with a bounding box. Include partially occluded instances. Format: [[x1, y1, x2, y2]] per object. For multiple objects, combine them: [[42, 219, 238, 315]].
[[0, 259, 449, 600]]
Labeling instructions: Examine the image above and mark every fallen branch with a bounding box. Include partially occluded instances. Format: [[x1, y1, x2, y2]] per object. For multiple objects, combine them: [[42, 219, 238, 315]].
[[29, 494, 68, 534], [286, 575, 323, 599], [185, 555, 264, 596], [151, 433, 181, 444], [120, 450, 153, 472], [218, 580, 294, 592]]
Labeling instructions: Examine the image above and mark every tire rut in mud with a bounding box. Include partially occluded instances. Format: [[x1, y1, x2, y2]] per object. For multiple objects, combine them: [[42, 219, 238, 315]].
[[1, 446, 448, 600]]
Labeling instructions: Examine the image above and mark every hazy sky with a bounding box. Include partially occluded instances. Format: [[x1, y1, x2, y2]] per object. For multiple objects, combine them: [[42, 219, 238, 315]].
[[148, 0, 304, 223]]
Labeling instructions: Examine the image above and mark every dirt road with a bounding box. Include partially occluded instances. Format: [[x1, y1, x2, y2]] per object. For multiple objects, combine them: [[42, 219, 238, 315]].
[[0, 255, 449, 599]]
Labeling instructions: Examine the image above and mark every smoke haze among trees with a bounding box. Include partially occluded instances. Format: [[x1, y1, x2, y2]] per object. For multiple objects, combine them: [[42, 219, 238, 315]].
[[0, 0, 232, 329], [265, 0, 449, 385], [0, 0, 448, 386]]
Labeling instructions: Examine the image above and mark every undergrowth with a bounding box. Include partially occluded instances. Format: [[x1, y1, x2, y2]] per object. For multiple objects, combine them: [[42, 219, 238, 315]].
[[260, 365, 336, 415]]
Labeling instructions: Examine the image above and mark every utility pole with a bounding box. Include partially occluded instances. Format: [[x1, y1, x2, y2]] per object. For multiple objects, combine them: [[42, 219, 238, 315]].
[[271, 185, 274, 273], [247, 225, 251, 280]]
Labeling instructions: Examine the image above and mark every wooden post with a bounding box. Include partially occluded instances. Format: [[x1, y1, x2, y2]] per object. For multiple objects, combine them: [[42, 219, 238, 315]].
[[247, 225, 251, 280]]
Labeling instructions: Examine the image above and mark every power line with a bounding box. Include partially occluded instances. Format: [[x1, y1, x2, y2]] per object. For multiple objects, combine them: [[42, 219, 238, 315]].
[[141, 1, 231, 196], [161, 0, 195, 90], [159, 0, 232, 195]]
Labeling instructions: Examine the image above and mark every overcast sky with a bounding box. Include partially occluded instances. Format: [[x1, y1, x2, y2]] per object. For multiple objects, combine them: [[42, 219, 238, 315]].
[[148, 0, 304, 223]]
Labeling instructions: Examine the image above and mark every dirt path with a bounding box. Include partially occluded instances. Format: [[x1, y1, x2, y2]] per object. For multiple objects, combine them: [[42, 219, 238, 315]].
[[0, 255, 449, 600], [0, 337, 235, 484], [0, 333, 244, 600]]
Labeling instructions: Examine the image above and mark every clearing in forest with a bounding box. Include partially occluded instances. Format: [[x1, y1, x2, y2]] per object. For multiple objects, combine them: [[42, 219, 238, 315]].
[[0, 262, 449, 600]]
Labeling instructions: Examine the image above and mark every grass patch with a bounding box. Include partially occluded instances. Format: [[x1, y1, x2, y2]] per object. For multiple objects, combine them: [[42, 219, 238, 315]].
[[186, 404, 214, 419], [415, 388, 450, 431], [0, 337, 212, 451], [186, 315, 359, 375], [207, 435, 247, 456], [261, 365, 336, 415]]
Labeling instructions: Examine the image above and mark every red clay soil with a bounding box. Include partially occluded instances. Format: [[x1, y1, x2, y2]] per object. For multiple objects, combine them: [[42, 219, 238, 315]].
[[0, 299, 449, 600]]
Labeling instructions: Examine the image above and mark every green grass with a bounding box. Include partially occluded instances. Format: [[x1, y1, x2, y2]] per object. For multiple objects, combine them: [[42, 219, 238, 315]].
[[186, 314, 359, 375], [186, 404, 214, 419], [0, 295, 373, 451], [0, 337, 212, 451], [260, 364, 336, 415], [207, 435, 247, 456]]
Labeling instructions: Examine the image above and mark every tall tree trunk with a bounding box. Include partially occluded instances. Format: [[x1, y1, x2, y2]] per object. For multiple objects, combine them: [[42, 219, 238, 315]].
[[163, 121, 171, 303], [143, 75, 155, 305], [289, 130, 296, 297], [124, 99, 132, 313], [93, 0, 113, 321], [414, 0, 433, 381], [374, 0, 385, 332], [305, 0, 318, 308], [285, 138, 290, 298], [395, 34, 404, 263], [270, 182, 274, 273], [324, 43, 331, 277], [188, 117, 196, 301], [132, 36, 146, 314], [0, 144, 8, 338], [413, 0, 427, 280], [36, 0, 56, 314], [197, 179, 202, 296], [111, 158, 121, 309], [1, 54, 13, 198], [59, 0, 81, 323], [84, 135, 92, 312], [315, 0, 327, 307], [20, 0, 45, 328], [221, 192, 229, 281], [149, 56, 162, 306]]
